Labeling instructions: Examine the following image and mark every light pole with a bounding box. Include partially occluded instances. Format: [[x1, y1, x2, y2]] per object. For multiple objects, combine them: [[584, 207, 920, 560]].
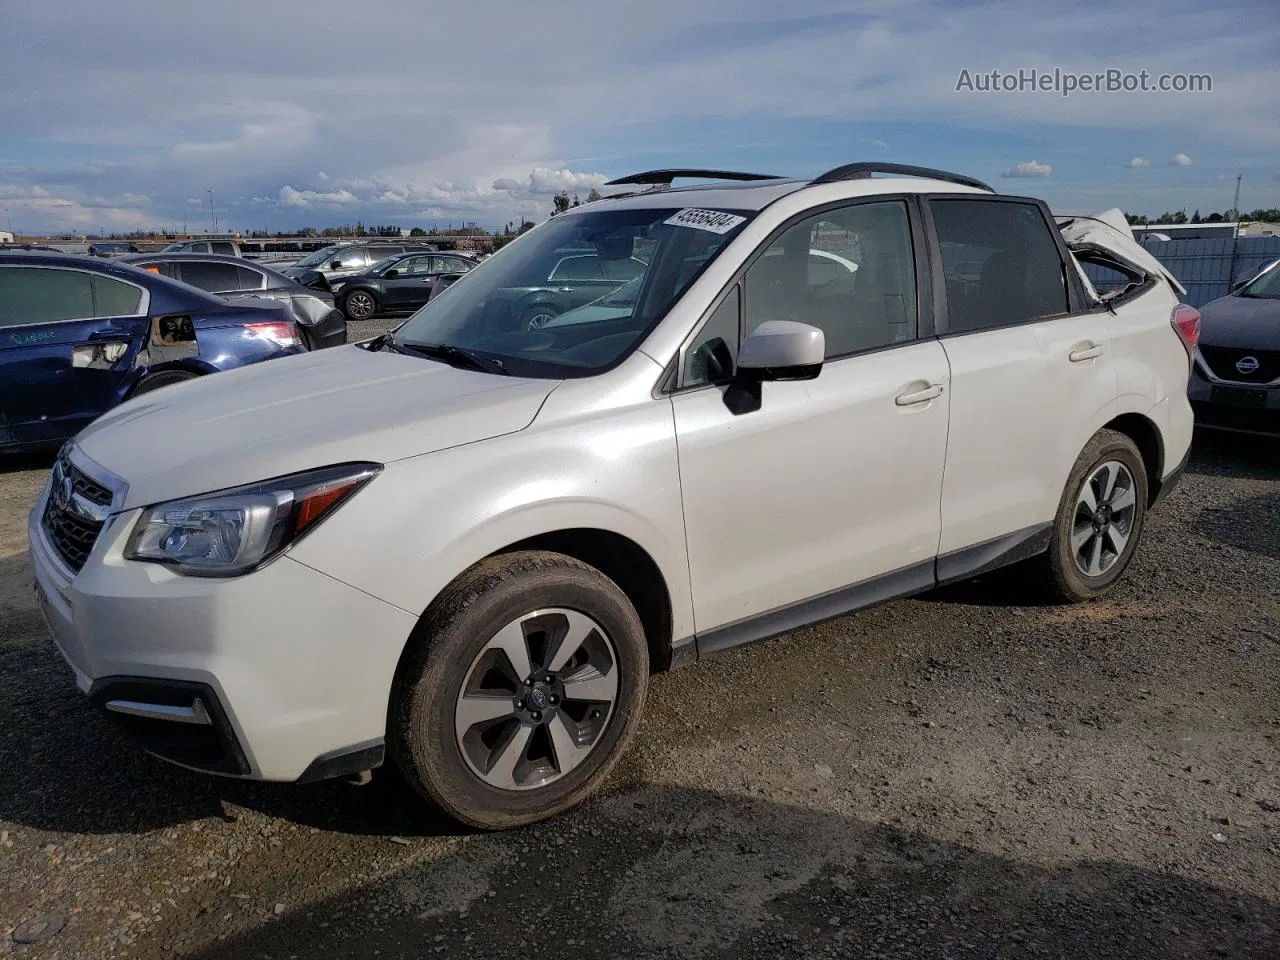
[[207, 189, 216, 235]]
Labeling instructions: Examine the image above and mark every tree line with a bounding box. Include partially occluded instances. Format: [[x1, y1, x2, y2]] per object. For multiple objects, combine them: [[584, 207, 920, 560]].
[[1125, 208, 1280, 226]]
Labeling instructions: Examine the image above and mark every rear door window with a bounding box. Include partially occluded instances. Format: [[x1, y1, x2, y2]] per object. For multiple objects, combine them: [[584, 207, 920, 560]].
[[177, 260, 245, 292], [930, 199, 1070, 333], [211, 241, 237, 255]]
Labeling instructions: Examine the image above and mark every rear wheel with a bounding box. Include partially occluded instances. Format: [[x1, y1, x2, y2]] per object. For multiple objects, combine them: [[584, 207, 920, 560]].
[[390, 551, 648, 830], [1033, 428, 1148, 602], [343, 289, 378, 321], [129, 370, 198, 397]]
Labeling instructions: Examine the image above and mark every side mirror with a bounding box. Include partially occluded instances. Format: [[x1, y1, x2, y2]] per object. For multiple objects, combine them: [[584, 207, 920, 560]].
[[736, 321, 825, 381], [384, 268, 399, 278], [1230, 278, 1248, 293], [330, 260, 343, 269]]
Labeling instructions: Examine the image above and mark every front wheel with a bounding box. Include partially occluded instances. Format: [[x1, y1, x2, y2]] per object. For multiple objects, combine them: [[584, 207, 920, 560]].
[[389, 551, 648, 830], [1034, 428, 1149, 602], [343, 289, 378, 321]]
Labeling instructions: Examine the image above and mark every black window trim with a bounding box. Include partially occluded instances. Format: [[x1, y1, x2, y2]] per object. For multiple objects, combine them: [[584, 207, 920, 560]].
[[666, 193, 934, 394], [0, 263, 150, 326], [921, 193, 1088, 339]]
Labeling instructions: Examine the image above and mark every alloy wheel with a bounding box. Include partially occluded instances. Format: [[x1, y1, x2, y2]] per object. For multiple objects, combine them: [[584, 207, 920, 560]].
[[454, 608, 619, 791], [346, 291, 375, 320], [1071, 459, 1138, 578]]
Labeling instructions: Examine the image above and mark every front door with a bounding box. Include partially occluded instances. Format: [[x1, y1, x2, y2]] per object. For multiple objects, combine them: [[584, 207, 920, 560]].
[[671, 198, 950, 641], [0, 265, 150, 449]]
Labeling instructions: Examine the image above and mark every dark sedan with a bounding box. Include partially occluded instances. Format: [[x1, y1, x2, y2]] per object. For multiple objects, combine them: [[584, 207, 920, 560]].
[[328, 250, 477, 321], [121, 252, 347, 349], [1188, 261, 1280, 437], [0, 252, 307, 453]]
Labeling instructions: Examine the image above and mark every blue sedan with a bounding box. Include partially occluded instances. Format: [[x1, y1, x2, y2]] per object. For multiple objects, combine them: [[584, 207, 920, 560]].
[[1, 252, 309, 453]]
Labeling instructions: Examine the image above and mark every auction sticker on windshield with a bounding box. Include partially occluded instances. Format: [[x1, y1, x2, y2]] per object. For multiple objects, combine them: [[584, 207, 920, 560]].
[[663, 208, 747, 234]]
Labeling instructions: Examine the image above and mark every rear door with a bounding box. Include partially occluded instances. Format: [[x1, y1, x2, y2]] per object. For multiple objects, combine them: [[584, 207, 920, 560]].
[[926, 196, 1117, 566], [0, 265, 151, 448]]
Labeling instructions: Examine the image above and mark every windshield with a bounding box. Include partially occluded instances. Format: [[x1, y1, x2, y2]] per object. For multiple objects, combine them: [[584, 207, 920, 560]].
[[393, 206, 753, 377], [369, 256, 399, 275], [295, 244, 345, 268], [1239, 262, 1280, 299], [162, 242, 185, 252]]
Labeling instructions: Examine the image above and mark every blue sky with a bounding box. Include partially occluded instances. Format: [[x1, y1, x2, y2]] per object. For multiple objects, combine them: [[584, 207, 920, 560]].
[[1, 0, 1276, 235]]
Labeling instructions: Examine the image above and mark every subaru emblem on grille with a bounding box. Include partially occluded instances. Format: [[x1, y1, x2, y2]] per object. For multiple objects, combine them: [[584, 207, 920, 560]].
[[50, 460, 71, 511], [1235, 355, 1260, 375]]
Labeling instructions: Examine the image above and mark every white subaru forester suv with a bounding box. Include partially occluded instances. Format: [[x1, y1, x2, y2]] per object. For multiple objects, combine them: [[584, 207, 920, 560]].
[[29, 164, 1198, 830]]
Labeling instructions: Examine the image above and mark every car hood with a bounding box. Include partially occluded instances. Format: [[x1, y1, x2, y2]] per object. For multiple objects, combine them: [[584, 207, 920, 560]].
[[74, 345, 560, 509], [1196, 294, 1280, 350]]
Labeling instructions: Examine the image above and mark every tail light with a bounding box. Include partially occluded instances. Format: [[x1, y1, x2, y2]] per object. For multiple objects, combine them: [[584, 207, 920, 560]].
[[1170, 304, 1200, 359], [245, 321, 301, 348]]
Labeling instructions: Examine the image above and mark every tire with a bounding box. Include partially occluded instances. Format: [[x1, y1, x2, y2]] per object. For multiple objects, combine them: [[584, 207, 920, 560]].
[[519, 304, 559, 330], [389, 550, 648, 830], [129, 370, 198, 397], [1033, 428, 1149, 602], [343, 289, 378, 321]]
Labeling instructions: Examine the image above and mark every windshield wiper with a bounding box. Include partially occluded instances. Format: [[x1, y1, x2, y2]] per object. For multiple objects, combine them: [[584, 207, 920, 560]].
[[361, 332, 401, 353], [398, 341, 508, 374]]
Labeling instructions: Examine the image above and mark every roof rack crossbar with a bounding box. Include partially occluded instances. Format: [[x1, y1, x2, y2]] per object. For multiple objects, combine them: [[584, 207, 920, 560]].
[[810, 162, 993, 193], [603, 169, 785, 187]]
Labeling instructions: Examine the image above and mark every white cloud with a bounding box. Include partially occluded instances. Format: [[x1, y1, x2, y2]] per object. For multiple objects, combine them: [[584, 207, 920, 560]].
[[1171, 153, 1193, 166], [277, 185, 359, 207], [1125, 157, 1151, 168], [1001, 160, 1052, 178], [868, 139, 890, 151], [0, 183, 52, 199], [316, 171, 329, 181]]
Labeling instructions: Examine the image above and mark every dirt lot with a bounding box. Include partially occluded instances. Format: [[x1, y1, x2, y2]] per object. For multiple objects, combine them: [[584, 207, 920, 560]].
[[1, 345, 1277, 958]]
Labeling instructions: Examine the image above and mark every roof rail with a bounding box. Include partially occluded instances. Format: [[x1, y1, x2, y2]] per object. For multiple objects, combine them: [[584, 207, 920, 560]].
[[603, 169, 785, 187], [810, 162, 993, 193]]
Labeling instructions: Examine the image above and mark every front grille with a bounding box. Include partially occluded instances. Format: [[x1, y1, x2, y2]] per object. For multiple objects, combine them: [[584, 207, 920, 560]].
[[72, 471, 113, 506], [1199, 345, 1280, 384], [41, 461, 109, 573]]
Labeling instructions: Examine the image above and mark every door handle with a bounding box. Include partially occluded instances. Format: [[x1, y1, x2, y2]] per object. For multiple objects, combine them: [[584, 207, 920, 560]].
[[895, 383, 944, 406], [1068, 341, 1104, 362]]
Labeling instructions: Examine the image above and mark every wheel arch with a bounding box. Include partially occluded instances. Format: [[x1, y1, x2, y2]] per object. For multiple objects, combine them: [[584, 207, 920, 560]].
[[1102, 411, 1164, 505], [490, 528, 675, 673]]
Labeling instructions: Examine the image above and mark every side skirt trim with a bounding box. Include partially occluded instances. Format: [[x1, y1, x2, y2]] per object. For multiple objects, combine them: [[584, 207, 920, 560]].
[[934, 522, 1052, 586], [694, 560, 935, 658]]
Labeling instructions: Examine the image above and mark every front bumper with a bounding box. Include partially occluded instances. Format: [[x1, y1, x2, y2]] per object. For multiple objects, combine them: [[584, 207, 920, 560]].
[[1188, 361, 1280, 437], [28, 479, 418, 782]]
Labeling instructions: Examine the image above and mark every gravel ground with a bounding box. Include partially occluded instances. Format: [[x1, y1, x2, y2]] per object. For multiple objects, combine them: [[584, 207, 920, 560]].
[[0, 339, 1276, 959]]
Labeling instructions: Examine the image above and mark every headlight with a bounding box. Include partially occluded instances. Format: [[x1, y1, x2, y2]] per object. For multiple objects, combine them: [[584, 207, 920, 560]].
[[124, 463, 380, 577], [329, 281, 347, 293]]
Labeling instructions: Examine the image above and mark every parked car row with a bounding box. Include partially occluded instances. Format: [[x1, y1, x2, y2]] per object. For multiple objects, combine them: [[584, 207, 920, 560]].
[[0, 251, 340, 453]]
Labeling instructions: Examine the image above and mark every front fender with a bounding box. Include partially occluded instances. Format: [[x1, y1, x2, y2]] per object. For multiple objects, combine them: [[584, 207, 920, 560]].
[[288, 398, 694, 647]]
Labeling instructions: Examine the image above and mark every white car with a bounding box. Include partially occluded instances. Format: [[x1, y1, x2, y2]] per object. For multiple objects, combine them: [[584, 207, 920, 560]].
[[29, 163, 1197, 830]]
